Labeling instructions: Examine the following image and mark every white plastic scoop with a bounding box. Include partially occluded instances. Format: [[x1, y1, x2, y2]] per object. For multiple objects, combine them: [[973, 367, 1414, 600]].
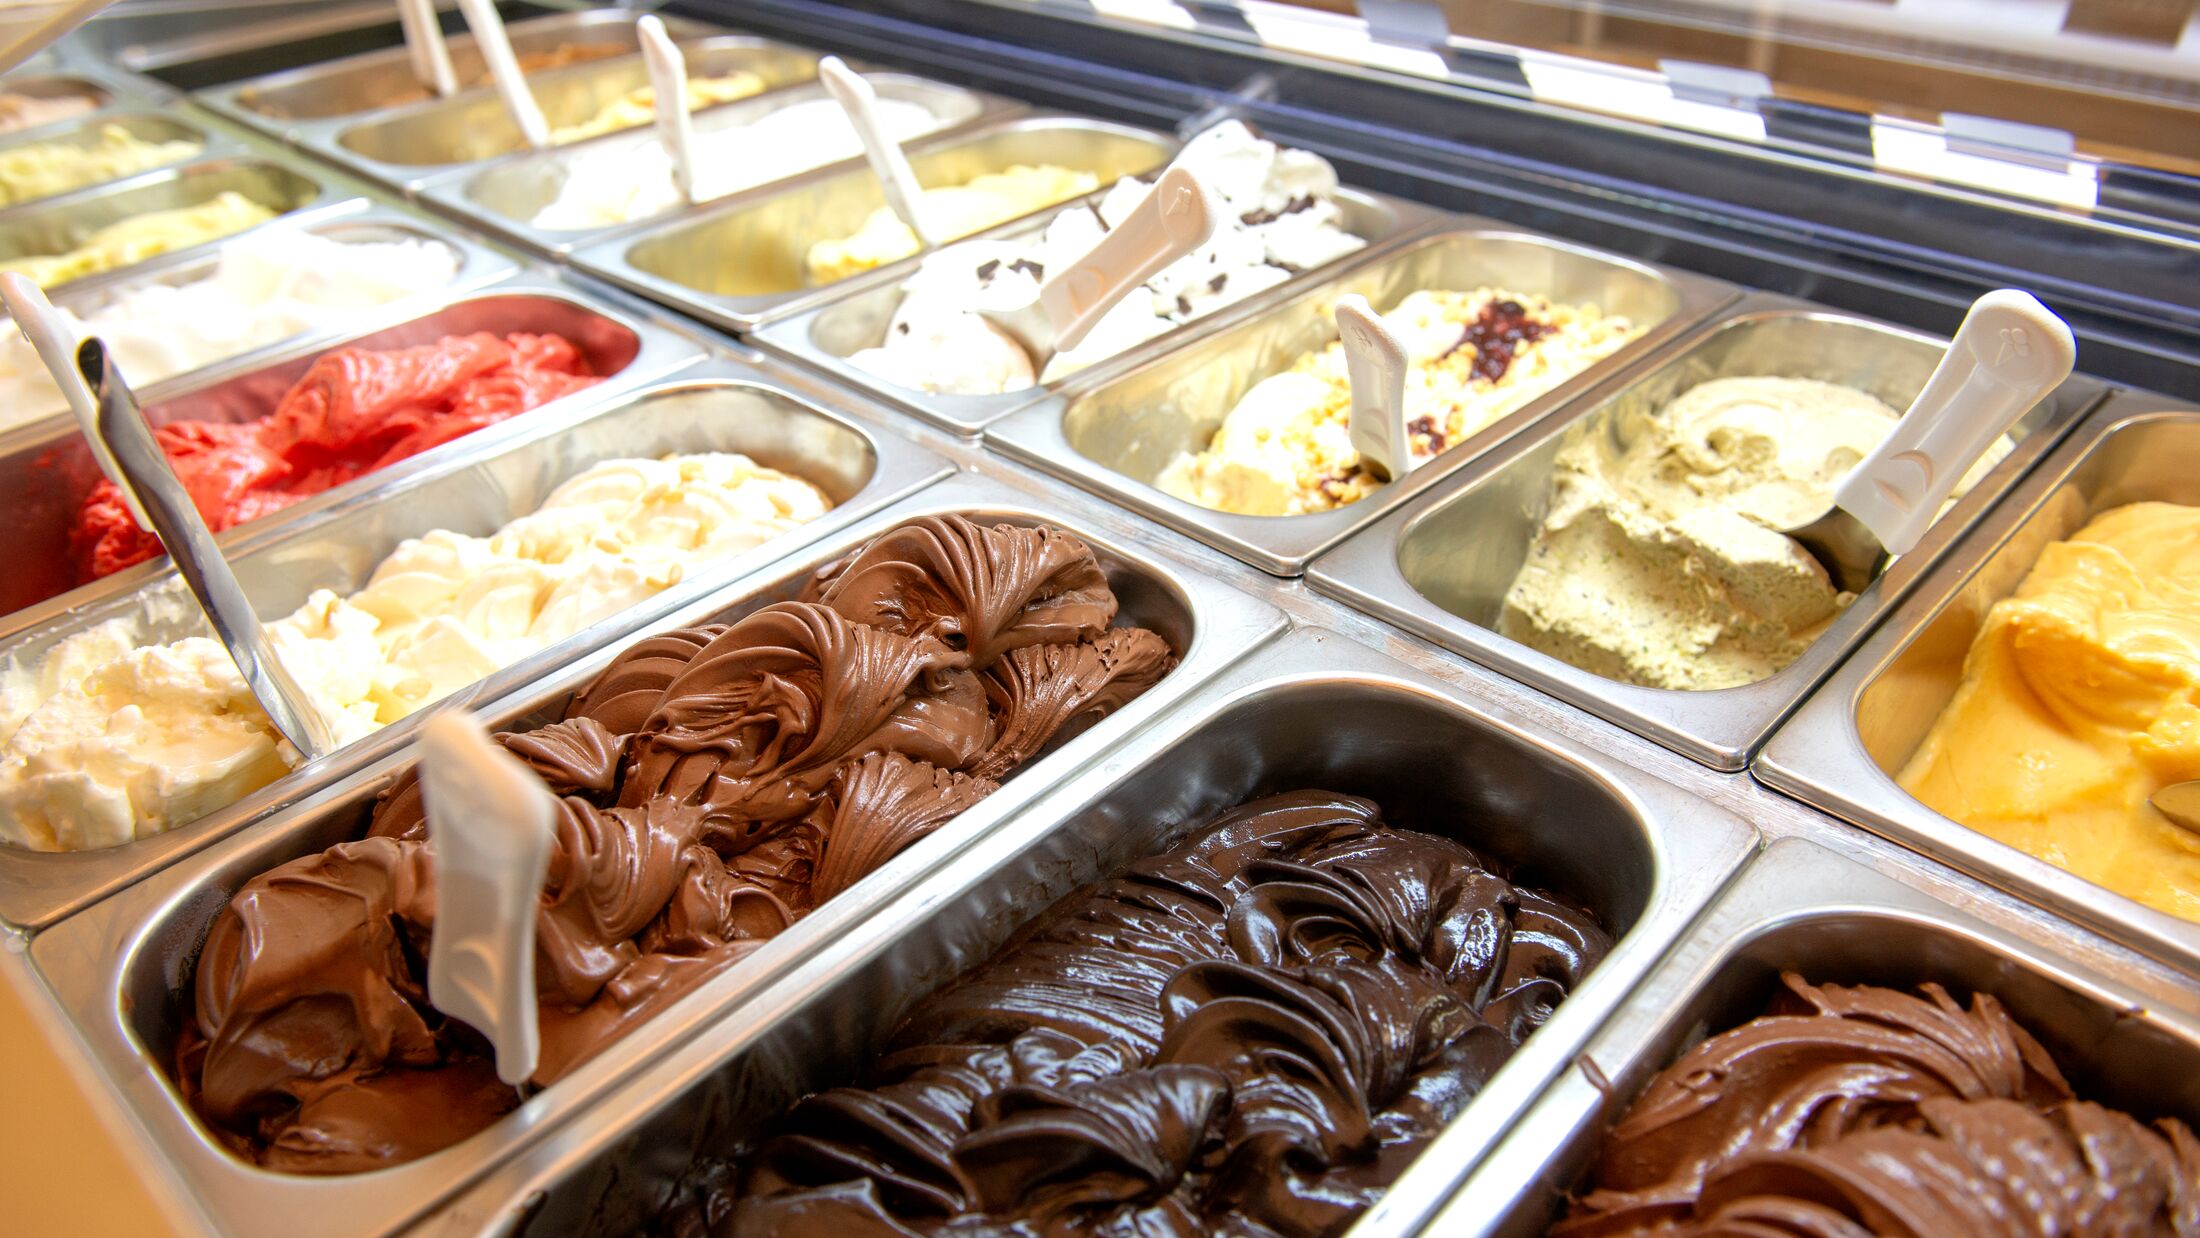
[[636, 15, 696, 204], [455, 0, 549, 150], [0, 274, 339, 761], [818, 56, 937, 249], [422, 710, 555, 1085], [395, 0, 458, 98], [1779, 289, 2075, 593], [1337, 293, 1414, 483], [984, 163, 1221, 359], [0, 0, 119, 77]]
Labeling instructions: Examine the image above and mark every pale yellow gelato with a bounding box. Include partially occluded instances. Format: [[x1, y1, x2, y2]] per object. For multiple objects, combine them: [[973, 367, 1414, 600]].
[[1155, 288, 1639, 516], [548, 70, 769, 145], [803, 164, 1103, 284], [0, 123, 201, 206], [0, 191, 275, 288], [0, 452, 832, 851], [1898, 501, 2200, 923], [1497, 376, 2009, 691]]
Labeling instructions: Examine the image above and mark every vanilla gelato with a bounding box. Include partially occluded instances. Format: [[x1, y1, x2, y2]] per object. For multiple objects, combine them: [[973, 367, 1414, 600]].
[[0, 123, 201, 206], [1497, 376, 2010, 691], [0, 452, 832, 851], [847, 121, 1366, 396], [0, 191, 275, 288], [1156, 288, 1638, 515], [804, 164, 1102, 284], [547, 69, 770, 145]]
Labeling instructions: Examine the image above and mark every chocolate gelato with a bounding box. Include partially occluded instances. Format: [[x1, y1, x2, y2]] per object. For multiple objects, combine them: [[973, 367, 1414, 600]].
[[172, 516, 1176, 1174], [1558, 972, 2200, 1236], [666, 789, 1611, 1236]]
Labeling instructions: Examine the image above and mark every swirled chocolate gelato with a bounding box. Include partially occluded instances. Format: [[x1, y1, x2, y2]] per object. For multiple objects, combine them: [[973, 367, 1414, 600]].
[[1558, 972, 2200, 1236], [665, 789, 1610, 1236], [171, 516, 1176, 1175]]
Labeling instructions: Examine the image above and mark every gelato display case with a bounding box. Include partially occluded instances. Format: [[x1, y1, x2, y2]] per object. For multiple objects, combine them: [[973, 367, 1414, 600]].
[[4, 0, 2200, 1234]]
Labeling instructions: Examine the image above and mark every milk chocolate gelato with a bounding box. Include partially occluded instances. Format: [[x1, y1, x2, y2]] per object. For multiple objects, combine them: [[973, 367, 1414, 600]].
[[1558, 972, 2200, 1236], [666, 789, 1611, 1236], [172, 516, 1175, 1174]]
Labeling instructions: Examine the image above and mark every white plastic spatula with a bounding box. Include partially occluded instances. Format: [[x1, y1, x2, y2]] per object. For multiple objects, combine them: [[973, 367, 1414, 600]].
[[0, 0, 118, 77], [1779, 289, 2075, 593], [422, 710, 556, 1086], [635, 15, 697, 205], [985, 164, 1222, 358], [1337, 294, 1414, 483], [395, 0, 458, 98], [455, 0, 549, 150], [818, 56, 937, 249]]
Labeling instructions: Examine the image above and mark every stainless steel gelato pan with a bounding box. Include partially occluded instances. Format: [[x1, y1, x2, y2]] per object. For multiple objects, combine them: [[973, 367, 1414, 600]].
[[1421, 836, 2200, 1235], [415, 71, 1008, 259], [0, 357, 951, 931], [25, 472, 1284, 1238], [754, 183, 1450, 434], [0, 111, 220, 208], [1308, 293, 2108, 770], [0, 274, 703, 641], [1757, 390, 2200, 977], [570, 113, 1181, 332], [989, 226, 1739, 575], [395, 624, 1757, 1237]]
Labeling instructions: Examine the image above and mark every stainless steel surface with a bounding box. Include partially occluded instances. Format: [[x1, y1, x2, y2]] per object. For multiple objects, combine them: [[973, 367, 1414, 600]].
[[989, 226, 1739, 575], [0, 154, 334, 290], [0, 356, 950, 932], [571, 114, 1180, 333], [755, 184, 1450, 435], [1757, 389, 2200, 976], [196, 11, 725, 133], [0, 112, 216, 207], [400, 624, 1758, 1237], [27, 471, 1283, 1238], [414, 72, 1008, 260], [1424, 837, 2200, 1236], [0, 273, 701, 641], [1307, 294, 2108, 770]]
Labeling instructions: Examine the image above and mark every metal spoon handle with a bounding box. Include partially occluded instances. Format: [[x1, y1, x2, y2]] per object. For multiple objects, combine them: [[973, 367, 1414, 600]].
[[80, 340, 338, 760]]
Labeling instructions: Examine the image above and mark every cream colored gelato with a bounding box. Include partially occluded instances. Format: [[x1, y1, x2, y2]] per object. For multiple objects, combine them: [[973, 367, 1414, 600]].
[[1497, 376, 2010, 691], [0, 452, 832, 852], [0, 191, 275, 288], [1155, 288, 1639, 515], [803, 164, 1103, 285], [547, 69, 769, 145], [0, 123, 201, 205]]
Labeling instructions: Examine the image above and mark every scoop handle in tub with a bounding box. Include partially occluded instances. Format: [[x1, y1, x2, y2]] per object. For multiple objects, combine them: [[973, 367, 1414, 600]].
[[819, 57, 937, 247], [637, 16, 697, 204], [1040, 163, 1221, 354], [0, 273, 149, 530], [395, 0, 457, 97], [1338, 293, 1413, 483], [455, 0, 550, 150]]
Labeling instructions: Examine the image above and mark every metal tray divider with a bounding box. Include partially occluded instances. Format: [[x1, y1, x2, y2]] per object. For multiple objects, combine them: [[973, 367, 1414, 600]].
[[986, 222, 1742, 576], [1756, 389, 2200, 979], [1306, 291, 2111, 771], [1420, 836, 2200, 1236]]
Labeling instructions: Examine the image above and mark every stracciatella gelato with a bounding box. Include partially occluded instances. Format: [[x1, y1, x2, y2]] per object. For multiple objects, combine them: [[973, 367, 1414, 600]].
[[846, 121, 1366, 396], [546, 69, 769, 145], [1898, 501, 2200, 923], [0, 123, 201, 205], [803, 164, 1102, 284], [1498, 376, 2009, 691], [0, 190, 276, 287], [1157, 289, 1638, 515], [0, 228, 460, 433], [0, 452, 832, 852]]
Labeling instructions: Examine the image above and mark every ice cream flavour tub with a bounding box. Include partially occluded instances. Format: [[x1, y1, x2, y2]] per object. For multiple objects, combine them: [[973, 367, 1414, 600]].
[[570, 114, 1181, 332], [0, 67, 176, 140], [989, 226, 1739, 576], [0, 154, 330, 289], [25, 472, 1284, 1238], [1757, 391, 2200, 977], [195, 10, 728, 135], [0, 111, 218, 206], [1307, 294, 2109, 771], [0, 357, 950, 931], [413, 71, 1010, 259], [753, 181, 1450, 434], [0, 274, 704, 641], [1420, 836, 2200, 1235], [391, 625, 1758, 1237]]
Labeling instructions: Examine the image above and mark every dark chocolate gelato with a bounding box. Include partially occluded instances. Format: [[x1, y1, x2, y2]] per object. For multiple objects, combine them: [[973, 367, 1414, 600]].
[[173, 516, 1175, 1174], [667, 789, 1611, 1237], [1558, 972, 2200, 1236]]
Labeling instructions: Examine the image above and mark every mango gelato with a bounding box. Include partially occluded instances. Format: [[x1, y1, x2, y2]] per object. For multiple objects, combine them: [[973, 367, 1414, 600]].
[[547, 69, 769, 145], [1898, 501, 2200, 922], [0, 190, 275, 288], [1155, 288, 1638, 515], [0, 123, 201, 205], [803, 164, 1102, 284]]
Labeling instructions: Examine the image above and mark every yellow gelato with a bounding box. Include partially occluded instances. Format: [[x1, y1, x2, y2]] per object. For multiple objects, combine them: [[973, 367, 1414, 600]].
[[804, 164, 1103, 284], [1155, 288, 1638, 516], [0, 124, 202, 206], [548, 70, 769, 145], [1898, 501, 2200, 923], [0, 191, 275, 288]]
